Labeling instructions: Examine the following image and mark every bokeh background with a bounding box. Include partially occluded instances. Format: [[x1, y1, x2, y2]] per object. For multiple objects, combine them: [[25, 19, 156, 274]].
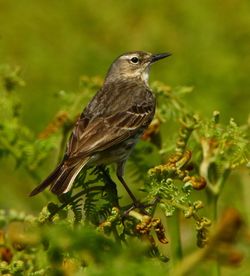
[[0, 0, 249, 212]]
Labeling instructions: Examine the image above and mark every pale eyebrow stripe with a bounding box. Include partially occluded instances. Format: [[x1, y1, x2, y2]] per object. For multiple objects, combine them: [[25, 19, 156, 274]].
[[120, 54, 137, 59]]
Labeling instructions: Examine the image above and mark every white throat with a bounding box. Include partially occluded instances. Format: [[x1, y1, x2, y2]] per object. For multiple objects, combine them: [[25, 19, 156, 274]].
[[141, 67, 149, 85]]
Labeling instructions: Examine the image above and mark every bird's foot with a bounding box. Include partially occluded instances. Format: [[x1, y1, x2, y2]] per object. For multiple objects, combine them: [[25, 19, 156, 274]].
[[122, 201, 148, 216], [123, 197, 160, 217]]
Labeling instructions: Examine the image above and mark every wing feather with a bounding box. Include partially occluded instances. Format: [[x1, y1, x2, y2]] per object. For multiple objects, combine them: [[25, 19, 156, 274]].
[[65, 81, 155, 161], [66, 102, 155, 161]]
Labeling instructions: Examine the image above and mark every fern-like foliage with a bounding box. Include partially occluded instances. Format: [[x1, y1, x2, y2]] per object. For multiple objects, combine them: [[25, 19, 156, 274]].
[[197, 111, 249, 195], [0, 64, 249, 274]]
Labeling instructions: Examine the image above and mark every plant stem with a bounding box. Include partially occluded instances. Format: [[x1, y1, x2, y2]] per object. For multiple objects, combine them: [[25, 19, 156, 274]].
[[168, 209, 183, 265], [209, 194, 218, 221], [212, 261, 220, 276], [206, 170, 230, 276], [211, 196, 220, 276], [207, 191, 220, 276]]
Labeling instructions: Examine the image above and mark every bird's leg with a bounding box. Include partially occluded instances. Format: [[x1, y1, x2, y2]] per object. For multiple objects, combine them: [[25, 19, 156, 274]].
[[117, 162, 151, 216], [116, 162, 138, 205], [117, 175, 138, 204]]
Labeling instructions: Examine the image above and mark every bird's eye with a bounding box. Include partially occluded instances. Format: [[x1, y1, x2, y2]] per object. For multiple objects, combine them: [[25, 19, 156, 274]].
[[130, 57, 139, 64]]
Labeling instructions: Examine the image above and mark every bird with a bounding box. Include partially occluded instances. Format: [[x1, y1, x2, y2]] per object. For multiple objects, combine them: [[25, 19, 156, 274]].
[[29, 51, 171, 202]]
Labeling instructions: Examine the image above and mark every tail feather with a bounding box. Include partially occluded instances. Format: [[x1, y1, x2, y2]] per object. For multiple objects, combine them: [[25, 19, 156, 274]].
[[50, 161, 85, 195], [29, 162, 64, 196], [29, 158, 89, 197]]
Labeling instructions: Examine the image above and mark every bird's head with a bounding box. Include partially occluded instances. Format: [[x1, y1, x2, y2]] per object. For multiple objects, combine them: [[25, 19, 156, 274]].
[[105, 51, 171, 85]]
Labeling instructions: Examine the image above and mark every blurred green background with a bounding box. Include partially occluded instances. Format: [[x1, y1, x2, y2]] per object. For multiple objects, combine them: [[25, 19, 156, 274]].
[[0, 0, 249, 211]]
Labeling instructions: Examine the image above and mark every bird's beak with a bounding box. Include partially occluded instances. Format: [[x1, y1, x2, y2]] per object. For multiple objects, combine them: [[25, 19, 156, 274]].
[[150, 52, 172, 63]]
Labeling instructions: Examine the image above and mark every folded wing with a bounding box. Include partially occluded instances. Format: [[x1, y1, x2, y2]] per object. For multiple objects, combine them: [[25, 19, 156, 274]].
[[66, 101, 155, 162]]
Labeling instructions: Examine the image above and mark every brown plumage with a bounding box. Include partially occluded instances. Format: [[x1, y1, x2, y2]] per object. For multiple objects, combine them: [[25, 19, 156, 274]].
[[30, 51, 170, 200]]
